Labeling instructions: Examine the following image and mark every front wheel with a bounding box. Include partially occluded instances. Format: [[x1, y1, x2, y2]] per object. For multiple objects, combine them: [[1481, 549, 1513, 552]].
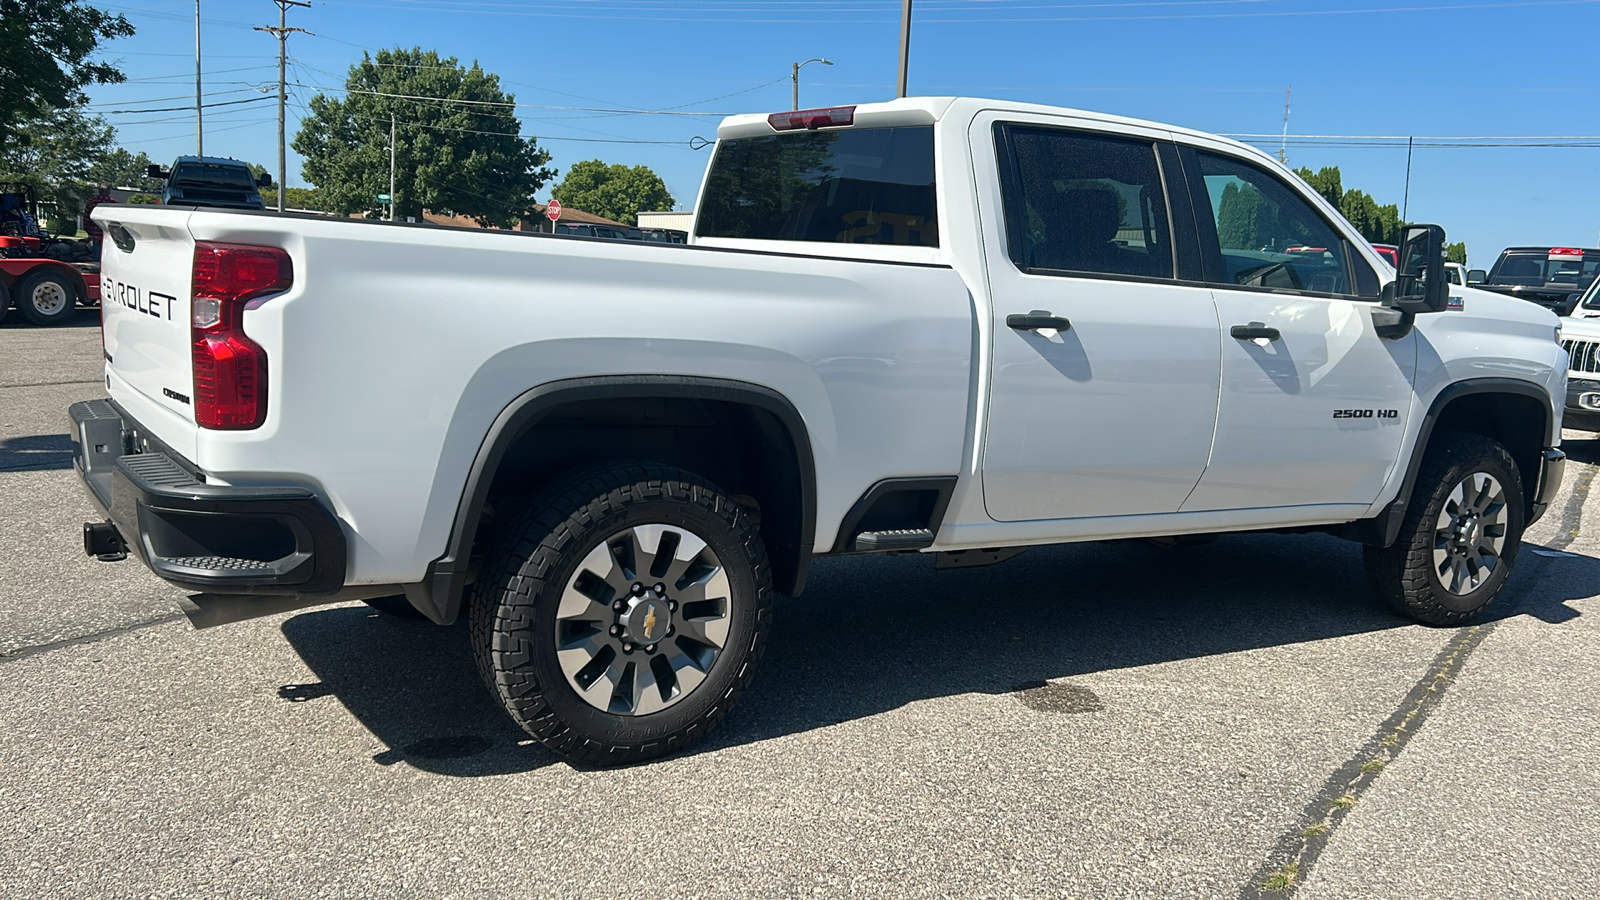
[[17, 270, 79, 326], [470, 463, 772, 766], [1364, 433, 1525, 625]]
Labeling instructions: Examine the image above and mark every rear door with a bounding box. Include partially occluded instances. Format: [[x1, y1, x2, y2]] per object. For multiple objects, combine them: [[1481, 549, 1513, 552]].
[[975, 115, 1222, 521], [94, 206, 200, 453]]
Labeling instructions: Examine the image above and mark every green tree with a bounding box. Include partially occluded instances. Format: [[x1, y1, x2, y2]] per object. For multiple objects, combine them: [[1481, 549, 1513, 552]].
[[0, 105, 113, 222], [84, 146, 163, 192], [283, 187, 323, 210], [293, 47, 554, 225], [0, 0, 133, 152], [1293, 165, 1403, 245], [551, 159, 674, 226], [1446, 241, 1468, 265], [1294, 166, 1343, 209], [1338, 189, 1402, 245], [1216, 181, 1280, 251]]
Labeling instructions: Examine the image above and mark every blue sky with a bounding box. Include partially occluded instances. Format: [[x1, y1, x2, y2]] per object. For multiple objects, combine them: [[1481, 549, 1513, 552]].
[[83, 0, 1600, 266]]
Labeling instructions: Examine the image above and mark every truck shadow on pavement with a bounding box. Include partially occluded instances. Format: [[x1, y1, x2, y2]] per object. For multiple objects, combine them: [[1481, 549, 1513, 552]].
[[279, 530, 1600, 775]]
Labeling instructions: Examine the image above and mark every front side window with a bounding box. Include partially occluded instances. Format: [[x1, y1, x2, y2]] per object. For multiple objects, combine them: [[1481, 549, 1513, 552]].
[[696, 126, 938, 246], [1001, 128, 1172, 279], [1195, 152, 1357, 295]]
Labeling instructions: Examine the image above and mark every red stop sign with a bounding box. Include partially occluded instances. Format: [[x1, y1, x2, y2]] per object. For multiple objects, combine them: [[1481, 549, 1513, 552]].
[[546, 200, 562, 222]]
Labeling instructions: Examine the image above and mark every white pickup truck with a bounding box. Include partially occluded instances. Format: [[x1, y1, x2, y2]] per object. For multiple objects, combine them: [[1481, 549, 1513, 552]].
[[75, 98, 1566, 765]]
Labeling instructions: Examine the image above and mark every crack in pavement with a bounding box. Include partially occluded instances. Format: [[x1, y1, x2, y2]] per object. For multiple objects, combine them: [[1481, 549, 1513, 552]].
[[1239, 460, 1597, 897], [0, 612, 188, 664], [0, 379, 104, 390]]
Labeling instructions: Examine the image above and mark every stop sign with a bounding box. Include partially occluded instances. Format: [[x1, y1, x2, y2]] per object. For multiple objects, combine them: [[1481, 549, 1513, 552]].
[[546, 199, 562, 222]]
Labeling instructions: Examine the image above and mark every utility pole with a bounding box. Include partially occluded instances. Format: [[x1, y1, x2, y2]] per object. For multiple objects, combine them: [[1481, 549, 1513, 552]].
[[195, 0, 203, 155], [897, 0, 912, 98], [389, 111, 396, 222], [255, 0, 311, 212], [1277, 85, 1291, 165], [1402, 136, 1414, 223], [791, 58, 832, 110]]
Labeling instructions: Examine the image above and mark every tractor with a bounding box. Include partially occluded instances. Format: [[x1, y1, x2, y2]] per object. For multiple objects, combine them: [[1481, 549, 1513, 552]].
[[0, 183, 101, 326]]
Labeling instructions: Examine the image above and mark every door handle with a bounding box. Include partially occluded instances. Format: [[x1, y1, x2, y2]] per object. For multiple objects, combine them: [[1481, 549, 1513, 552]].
[[1007, 312, 1072, 332], [1230, 323, 1281, 341]]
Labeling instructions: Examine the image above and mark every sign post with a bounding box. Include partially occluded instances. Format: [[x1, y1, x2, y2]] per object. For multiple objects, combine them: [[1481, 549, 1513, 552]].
[[546, 199, 562, 233]]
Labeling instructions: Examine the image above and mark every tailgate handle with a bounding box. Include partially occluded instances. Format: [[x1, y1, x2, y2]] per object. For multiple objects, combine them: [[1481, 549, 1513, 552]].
[[107, 222, 135, 253]]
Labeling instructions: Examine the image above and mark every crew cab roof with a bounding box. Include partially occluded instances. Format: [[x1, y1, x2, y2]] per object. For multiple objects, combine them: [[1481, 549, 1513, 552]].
[[714, 96, 1275, 165]]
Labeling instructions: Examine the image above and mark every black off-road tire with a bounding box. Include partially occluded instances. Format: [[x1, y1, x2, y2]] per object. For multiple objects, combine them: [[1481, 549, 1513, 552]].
[[1364, 432, 1525, 626], [17, 269, 79, 326], [470, 462, 772, 766]]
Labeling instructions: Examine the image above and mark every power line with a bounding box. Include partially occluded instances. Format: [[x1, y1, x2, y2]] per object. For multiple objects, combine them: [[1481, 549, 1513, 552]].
[[94, 95, 274, 115]]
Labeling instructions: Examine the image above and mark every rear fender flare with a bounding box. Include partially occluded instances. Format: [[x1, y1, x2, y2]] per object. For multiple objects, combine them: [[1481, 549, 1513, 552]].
[[416, 375, 817, 624]]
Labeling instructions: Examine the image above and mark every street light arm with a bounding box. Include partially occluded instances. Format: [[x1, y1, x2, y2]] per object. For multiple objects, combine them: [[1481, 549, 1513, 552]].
[[791, 58, 834, 110]]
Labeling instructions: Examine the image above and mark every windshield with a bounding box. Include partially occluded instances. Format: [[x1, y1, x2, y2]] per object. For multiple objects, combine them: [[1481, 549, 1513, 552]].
[[1490, 252, 1600, 287], [170, 162, 256, 189], [696, 125, 938, 246], [1581, 276, 1600, 310]]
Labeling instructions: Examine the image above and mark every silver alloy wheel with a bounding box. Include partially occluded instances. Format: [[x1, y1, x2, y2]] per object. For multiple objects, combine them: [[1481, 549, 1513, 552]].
[[28, 279, 69, 315], [1432, 471, 1508, 595], [554, 523, 732, 716]]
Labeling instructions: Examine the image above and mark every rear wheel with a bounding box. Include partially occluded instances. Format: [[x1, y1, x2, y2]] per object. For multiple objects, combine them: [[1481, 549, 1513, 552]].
[[1364, 433, 1525, 625], [17, 270, 78, 326], [471, 462, 771, 766]]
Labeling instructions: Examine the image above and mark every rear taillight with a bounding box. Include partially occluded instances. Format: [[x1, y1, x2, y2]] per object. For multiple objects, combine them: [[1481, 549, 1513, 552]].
[[191, 242, 291, 429], [767, 106, 855, 131]]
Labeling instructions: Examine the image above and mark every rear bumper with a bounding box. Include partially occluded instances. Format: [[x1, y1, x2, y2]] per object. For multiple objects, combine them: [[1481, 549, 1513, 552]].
[[68, 399, 346, 594]]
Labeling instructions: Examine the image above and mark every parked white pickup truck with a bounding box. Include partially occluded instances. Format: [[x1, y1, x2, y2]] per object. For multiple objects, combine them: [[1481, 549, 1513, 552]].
[[76, 98, 1566, 765]]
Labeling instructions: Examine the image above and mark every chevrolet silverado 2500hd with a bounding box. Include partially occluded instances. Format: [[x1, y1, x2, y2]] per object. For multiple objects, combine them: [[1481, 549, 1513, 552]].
[[74, 98, 1567, 765]]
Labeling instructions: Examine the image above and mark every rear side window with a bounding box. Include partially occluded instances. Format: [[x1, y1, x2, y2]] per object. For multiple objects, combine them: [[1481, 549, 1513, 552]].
[[696, 126, 938, 246], [999, 127, 1172, 279]]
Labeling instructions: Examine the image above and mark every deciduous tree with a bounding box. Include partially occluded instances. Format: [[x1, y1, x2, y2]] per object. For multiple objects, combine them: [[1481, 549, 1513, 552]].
[[0, 105, 113, 219], [294, 48, 554, 225], [551, 159, 674, 226], [0, 0, 133, 152]]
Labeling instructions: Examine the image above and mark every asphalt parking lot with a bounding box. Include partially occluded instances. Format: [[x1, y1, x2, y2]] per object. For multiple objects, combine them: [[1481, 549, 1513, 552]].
[[3, 310, 1598, 899]]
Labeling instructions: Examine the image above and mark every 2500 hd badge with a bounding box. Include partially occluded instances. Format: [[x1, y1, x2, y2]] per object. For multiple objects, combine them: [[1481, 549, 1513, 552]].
[[1332, 409, 1400, 419]]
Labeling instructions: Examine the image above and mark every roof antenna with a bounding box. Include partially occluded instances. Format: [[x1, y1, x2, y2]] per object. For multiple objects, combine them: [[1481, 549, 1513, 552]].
[[1278, 85, 1291, 164]]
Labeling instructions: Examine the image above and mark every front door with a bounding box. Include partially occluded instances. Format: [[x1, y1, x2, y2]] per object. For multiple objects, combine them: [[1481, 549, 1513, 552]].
[[979, 122, 1222, 522], [1177, 145, 1416, 512]]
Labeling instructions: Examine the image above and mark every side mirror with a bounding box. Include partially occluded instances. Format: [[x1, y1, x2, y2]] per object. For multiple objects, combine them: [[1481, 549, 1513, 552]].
[[1466, 268, 1487, 284], [147, 164, 169, 180], [1389, 224, 1449, 314], [256, 172, 273, 188]]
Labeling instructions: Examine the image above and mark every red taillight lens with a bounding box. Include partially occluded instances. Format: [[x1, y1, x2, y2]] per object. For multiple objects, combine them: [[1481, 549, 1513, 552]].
[[1550, 248, 1584, 258], [767, 106, 856, 131], [191, 242, 291, 429]]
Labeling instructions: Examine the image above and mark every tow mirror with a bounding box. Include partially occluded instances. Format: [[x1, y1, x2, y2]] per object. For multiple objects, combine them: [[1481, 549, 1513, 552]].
[[147, 164, 169, 180], [256, 172, 273, 188], [1466, 268, 1487, 284], [1388, 224, 1449, 314]]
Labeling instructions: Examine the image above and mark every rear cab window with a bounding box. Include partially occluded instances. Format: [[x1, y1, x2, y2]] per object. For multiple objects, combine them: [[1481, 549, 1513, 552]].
[[1489, 249, 1600, 287], [696, 125, 938, 247]]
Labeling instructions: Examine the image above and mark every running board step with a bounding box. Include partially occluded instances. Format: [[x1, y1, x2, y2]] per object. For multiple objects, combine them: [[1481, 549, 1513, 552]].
[[853, 528, 935, 552]]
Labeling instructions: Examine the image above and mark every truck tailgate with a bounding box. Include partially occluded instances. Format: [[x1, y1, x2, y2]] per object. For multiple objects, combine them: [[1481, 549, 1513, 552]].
[[92, 206, 200, 456]]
